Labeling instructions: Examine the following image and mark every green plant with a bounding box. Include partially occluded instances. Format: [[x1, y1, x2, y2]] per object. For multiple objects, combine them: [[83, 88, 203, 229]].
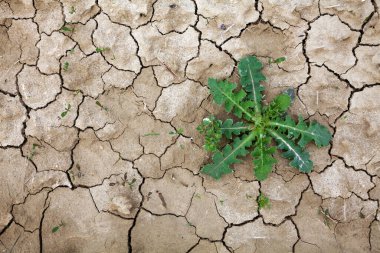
[[69, 6, 76, 14], [143, 132, 160, 137], [257, 193, 270, 210], [95, 47, 110, 53], [63, 62, 69, 71], [60, 24, 73, 32], [95, 100, 109, 111], [169, 128, 184, 135], [28, 143, 41, 160], [52, 221, 65, 233], [60, 104, 71, 118], [197, 56, 332, 180], [268, 56, 286, 65]]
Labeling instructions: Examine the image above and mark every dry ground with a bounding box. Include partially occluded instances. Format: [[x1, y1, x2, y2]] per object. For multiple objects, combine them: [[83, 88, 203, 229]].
[[1, 0, 380, 252]]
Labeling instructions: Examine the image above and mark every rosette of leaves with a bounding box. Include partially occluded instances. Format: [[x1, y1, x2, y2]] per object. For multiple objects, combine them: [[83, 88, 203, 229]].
[[197, 56, 332, 181]]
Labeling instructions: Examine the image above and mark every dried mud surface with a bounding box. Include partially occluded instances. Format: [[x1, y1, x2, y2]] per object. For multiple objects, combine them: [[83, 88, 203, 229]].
[[0, 0, 380, 252]]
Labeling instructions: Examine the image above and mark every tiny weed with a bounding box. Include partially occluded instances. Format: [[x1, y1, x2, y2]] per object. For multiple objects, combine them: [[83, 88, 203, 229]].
[[319, 207, 331, 227], [143, 132, 160, 137], [63, 62, 69, 71], [127, 178, 137, 190], [28, 143, 41, 160], [169, 128, 184, 135], [219, 199, 225, 205], [95, 47, 110, 53], [69, 6, 76, 14], [95, 101, 109, 111], [268, 57, 286, 65], [52, 221, 65, 233], [257, 193, 270, 210], [194, 193, 201, 199], [60, 25, 74, 32], [60, 104, 71, 118]]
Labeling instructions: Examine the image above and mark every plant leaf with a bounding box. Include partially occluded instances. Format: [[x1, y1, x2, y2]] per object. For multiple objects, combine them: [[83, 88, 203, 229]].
[[268, 129, 313, 173], [252, 134, 277, 181], [197, 116, 222, 152], [269, 115, 332, 148], [221, 119, 250, 139], [264, 93, 291, 119], [61, 111, 67, 118], [238, 56, 266, 114], [208, 78, 255, 120], [52, 226, 60, 233], [201, 133, 255, 179]]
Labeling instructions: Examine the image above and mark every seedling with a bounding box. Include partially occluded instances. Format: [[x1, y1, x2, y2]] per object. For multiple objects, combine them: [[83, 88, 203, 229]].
[[197, 56, 332, 180], [127, 178, 137, 190], [143, 132, 160, 137], [95, 100, 109, 111], [169, 128, 184, 135], [63, 62, 69, 71], [52, 221, 65, 233], [319, 207, 332, 227], [95, 47, 110, 53], [268, 57, 286, 65], [28, 143, 41, 160], [257, 193, 270, 210], [60, 25, 73, 32], [69, 6, 76, 14], [60, 104, 71, 118]]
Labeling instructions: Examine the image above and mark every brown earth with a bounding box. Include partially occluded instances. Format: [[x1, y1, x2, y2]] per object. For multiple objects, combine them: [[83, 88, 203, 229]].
[[0, 0, 380, 252]]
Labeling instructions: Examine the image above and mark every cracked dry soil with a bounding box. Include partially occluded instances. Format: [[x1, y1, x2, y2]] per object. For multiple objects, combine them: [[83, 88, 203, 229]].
[[0, 0, 380, 252]]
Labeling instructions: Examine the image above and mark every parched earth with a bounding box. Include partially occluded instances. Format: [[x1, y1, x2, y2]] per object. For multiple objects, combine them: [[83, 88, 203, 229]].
[[0, 0, 380, 252]]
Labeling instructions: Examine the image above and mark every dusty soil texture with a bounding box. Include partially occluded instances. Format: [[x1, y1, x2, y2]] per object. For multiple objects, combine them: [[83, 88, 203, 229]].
[[0, 0, 380, 252]]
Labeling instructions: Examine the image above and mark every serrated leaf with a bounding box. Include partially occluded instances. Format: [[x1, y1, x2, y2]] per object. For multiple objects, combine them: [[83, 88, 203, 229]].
[[201, 133, 255, 179], [252, 134, 277, 181], [268, 129, 313, 173], [269, 115, 332, 148], [197, 116, 222, 152], [221, 119, 250, 139], [238, 56, 266, 114], [264, 93, 291, 119], [208, 78, 255, 120]]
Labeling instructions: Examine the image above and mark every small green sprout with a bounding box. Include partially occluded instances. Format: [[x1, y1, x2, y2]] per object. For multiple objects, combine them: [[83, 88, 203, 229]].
[[127, 178, 137, 190], [69, 6, 76, 14], [95, 47, 110, 53], [28, 143, 41, 160], [95, 101, 109, 111], [63, 62, 69, 71], [169, 128, 184, 135], [257, 193, 270, 210], [143, 132, 160, 137], [52, 221, 65, 233], [268, 57, 286, 65], [60, 25, 73, 32], [219, 199, 225, 205], [319, 207, 331, 227], [60, 104, 71, 118]]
